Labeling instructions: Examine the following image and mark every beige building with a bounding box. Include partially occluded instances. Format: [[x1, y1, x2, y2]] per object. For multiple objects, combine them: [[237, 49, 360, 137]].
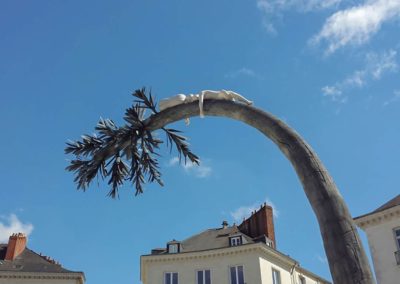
[[354, 194, 400, 284], [141, 204, 330, 284], [0, 233, 85, 284]]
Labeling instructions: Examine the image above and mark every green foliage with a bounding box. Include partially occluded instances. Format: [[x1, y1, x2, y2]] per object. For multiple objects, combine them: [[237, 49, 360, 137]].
[[65, 88, 199, 198]]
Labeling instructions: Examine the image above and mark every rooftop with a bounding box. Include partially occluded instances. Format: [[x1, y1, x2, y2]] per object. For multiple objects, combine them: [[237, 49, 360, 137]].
[[354, 194, 400, 220], [151, 203, 275, 255], [0, 243, 83, 275]]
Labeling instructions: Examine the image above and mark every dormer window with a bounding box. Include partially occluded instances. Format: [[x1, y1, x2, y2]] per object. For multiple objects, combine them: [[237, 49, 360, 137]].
[[167, 241, 181, 254], [229, 236, 242, 246], [169, 244, 178, 253]]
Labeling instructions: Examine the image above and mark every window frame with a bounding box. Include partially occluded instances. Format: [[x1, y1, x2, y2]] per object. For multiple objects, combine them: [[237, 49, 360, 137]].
[[394, 227, 400, 251], [229, 236, 242, 247], [299, 275, 306, 284], [167, 243, 179, 254], [272, 268, 281, 284], [196, 269, 211, 284], [229, 265, 245, 284], [164, 272, 178, 284]]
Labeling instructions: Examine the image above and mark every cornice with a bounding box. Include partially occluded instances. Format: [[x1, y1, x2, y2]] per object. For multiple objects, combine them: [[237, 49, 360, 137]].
[[142, 243, 262, 262], [354, 205, 400, 229], [0, 271, 85, 284]]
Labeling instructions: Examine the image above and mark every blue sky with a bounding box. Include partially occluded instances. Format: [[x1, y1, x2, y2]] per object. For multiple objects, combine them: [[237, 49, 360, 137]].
[[1, 0, 399, 283]]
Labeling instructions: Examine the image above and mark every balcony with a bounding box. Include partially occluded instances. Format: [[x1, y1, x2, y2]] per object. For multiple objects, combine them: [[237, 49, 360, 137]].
[[395, 251, 400, 265]]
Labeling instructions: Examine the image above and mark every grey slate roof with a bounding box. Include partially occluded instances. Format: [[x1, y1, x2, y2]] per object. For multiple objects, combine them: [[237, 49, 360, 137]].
[[181, 225, 254, 252], [0, 244, 82, 274], [354, 194, 400, 220], [153, 225, 273, 254], [373, 194, 400, 213]]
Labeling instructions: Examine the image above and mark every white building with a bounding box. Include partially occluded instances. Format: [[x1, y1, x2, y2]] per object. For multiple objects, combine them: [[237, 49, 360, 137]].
[[141, 204, 330, 284], [0, 233, 85, 284], [354, 194, 400, 284]]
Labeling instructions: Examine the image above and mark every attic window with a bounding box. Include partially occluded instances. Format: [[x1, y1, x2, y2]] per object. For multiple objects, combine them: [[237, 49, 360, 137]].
[[230, 236, 242, 246], [168, 243, 180, 254]]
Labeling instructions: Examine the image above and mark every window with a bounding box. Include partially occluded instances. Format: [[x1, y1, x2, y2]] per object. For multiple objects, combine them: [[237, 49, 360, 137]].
[[230, 265, 244, 284], [395, 228, 400, 265], [394, 228, 400, 250], [164, 272, 178, 284], [230, 236, 242, 246], [299, 275, 306, 284], [272, 268, 281, 284], [197, 269, 211, 284], [168, 244, 178, 253]]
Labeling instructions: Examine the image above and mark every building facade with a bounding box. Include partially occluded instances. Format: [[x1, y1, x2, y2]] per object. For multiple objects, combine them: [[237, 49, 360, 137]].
[[141, 204, 330, 284], [0, 233, 85, 284], [354, 194, 400, 284]]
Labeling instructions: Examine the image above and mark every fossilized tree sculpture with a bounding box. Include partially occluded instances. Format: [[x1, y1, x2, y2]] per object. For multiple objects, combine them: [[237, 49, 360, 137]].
[[66, 89, 374, 284]]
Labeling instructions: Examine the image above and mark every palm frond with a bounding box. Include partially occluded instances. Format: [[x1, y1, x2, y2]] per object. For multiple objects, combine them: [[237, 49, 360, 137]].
[[65, 87, 199, 198]]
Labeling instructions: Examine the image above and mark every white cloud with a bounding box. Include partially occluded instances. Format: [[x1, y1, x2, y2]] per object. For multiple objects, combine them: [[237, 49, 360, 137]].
[[344, 70, 366, 88], [257, 0, 342, 33], [257, 0, 341, 13], [225, 67, 258, 79], [316, 253, 328, 264], [322, 49, 398, 102], [168, 157, 180, 167], [230, 198, 279, 223], [168, 157, 212, 178], [367, 49, 398, 79], [321, 85, 345, 102], [383, 90, 400, 106], [0, 214, 33, 243], [311, 0, 400, 54]]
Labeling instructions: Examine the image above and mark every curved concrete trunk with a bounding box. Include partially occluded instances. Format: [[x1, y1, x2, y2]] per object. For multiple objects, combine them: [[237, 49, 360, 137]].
[[144, 100, 374, 284]]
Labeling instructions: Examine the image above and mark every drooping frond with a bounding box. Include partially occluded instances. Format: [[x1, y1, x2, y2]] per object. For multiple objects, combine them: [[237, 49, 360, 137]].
[[65, 87, 199, 198], [164, 128, 199, 164]]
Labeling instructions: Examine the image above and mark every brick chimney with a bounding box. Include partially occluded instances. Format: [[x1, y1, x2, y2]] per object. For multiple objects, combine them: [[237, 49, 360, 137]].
[[238, 203, 276, 248], [5, 233, 27, 261]]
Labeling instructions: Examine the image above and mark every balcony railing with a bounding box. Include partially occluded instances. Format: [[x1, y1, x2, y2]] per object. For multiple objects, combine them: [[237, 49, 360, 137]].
[[395, 251, 400, 265]]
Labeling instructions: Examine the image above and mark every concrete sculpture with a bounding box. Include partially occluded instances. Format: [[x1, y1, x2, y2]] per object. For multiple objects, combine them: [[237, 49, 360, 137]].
[[159, 90, 253, 117]]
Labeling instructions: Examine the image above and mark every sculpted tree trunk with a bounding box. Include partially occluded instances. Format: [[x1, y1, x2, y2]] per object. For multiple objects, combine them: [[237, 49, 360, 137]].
[[144, 100, 374, 284]]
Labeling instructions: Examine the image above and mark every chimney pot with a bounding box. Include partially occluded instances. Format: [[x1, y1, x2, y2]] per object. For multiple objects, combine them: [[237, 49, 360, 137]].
[[238, 205, 276, 248], [222, 220, 228, 228], [5, 233, 27, 261]]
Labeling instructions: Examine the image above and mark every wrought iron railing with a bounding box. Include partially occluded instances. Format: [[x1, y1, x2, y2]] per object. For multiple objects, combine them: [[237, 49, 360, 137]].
[[395, 251, 400, 265]]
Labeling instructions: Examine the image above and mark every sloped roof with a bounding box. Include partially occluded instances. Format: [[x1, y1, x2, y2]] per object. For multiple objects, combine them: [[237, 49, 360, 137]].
[[354, 194, 400, 220], [152, 225, 273, 254], [180, 225, 255, 252], [0, 244, 83, 275], [373, 194, 400, 213]]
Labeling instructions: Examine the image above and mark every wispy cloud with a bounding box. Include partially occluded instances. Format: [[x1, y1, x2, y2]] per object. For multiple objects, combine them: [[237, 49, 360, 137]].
[[0, 214, 33, 243], [383, 90, 400, 106], [257, 0, 341, 34], [311, 0, 400, 54], [316, 253, 328, 264], [322, 49, 398, 103], [321, 85, 345, 103], [168, 157, 212, 178], [368, 50, 398, 79], [230, 197, 279, 223], [225, 67, 258, 79], [168, 157, 180, 167]]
